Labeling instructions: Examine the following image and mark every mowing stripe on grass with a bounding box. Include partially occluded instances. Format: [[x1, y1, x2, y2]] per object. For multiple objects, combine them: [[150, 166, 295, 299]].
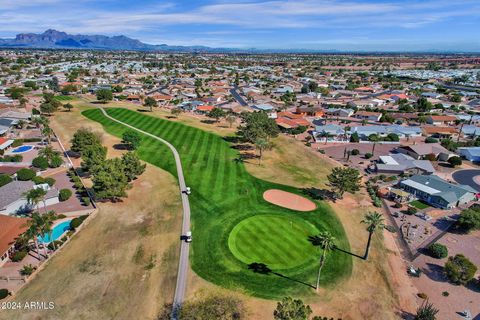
[[83, 108, 352, 299]]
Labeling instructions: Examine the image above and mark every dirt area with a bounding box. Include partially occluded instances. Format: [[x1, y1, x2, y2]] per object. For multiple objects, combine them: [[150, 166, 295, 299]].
[[263, 189, 316, 211], [318, 142, 399, 168], [245, 135, 337, 189], [411, 230, 480, 320]]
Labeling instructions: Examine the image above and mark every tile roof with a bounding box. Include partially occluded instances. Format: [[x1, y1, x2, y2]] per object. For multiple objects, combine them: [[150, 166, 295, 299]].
[[0, 215, 29, 255]]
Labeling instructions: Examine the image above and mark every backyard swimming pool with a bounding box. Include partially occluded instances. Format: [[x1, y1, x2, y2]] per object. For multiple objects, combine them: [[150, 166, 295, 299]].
[[11, 145, 34, 153], [38, 220, 72, 243]]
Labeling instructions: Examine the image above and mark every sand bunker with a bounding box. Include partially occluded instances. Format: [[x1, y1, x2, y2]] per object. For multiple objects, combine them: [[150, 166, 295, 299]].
[[263, 189, 316, 212]]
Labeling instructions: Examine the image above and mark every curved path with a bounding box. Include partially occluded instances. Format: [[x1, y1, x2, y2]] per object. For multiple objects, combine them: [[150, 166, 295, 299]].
[[97, 107, 189, 319], [452, 169, 480, 192]]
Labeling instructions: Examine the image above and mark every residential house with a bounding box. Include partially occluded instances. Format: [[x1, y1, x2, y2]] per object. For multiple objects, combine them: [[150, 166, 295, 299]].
[[375, 153, 435, 175], [426, 115, 457, 126], [296, 106, 324, 117], [195, 105, 215, 114], [0, 181, 60, 215], [324, 108, 354, 118], [0, 215, 29, 267], [399, 175, 476, 209], [458, 147, 480, 162], [422, 126, 459, 139], [0, 137, 14, 151], [396, 143, 452, 161], [354, 111, 382, 122], [313, 124, 347, 142]]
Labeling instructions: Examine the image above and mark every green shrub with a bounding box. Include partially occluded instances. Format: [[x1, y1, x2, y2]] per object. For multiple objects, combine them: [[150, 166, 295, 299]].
[[425, 137, 438, 143], [0, 174, 12, 187], [445, 254, 477, 285], [16, 168, 36, 181], [44, 177, 56, 186], [428, 243, 448, 259], [32, 156, 49, 170], [442, 291, 449, 297], [11, 140, 23, 148], [0, 154, 23, 162], [47, 240, 63, 250], [0, 289, 10, 300], [11, 250, 28, 262], [57, 214, 67, 219], [82, 196, 91, 206], [407, 207, 417, 215], [20, 264, 36, 276], [70, 217, 84, 229], [59, 189, 72, 201], [458, 208, 480, 232], [351, 149, 360, 155], [49, 154, 63, 168], [364, 152, 373, 159], [32, 176, 45, 185]]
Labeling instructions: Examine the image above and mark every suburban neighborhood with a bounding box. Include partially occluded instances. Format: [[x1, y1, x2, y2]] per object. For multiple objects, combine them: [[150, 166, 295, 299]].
[[0, 34, 480, 320]]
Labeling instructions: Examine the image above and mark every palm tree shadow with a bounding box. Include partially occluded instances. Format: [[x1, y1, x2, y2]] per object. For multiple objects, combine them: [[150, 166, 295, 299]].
[[333, 246, 365, 260], [247, 262, 315, 289], [307, 235, 365, 260]]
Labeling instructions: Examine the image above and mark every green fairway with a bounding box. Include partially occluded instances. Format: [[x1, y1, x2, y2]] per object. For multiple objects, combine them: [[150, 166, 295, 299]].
[[54, 95, 75, 101], [228, 215, 319, 270], [82, 107, 352, 299]]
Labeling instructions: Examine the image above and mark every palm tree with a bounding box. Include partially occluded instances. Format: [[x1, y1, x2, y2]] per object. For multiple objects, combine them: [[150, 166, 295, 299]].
[[225, 114, 236, 128], [361, 211, 385, 260], [310, 231, 336, 291], [254, 138, 272, 164], [41, 125, 54, 145], [414, 299, 439, 320], [42, 211, 57, 252], [24, 188, 47, 213], [39, 145, 58, 163], [24, 212, 46, 260]]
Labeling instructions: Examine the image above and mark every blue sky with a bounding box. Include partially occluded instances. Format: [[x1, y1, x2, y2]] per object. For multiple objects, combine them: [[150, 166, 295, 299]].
[[1, 0, 479, 51]]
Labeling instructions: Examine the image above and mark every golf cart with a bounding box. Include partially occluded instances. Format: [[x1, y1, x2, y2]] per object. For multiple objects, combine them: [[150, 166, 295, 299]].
[[184, 187, 191, 195], [185, 231, 192, 243], [407, 265, 422, 277]]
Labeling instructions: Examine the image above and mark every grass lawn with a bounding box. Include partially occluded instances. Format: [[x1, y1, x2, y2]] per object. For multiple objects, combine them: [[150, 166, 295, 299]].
[[54, 95, 75, 101], [409, 200, 430, 210], [83, 107, 352, 299], [228, 214, 319, 270]]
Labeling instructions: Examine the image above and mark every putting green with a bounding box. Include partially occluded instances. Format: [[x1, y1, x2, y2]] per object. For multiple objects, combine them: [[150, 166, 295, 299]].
[[228, 215, 319, 270]]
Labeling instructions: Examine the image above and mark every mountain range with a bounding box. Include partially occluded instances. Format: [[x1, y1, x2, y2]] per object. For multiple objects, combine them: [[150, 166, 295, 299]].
[[0, 29, 225, 52]]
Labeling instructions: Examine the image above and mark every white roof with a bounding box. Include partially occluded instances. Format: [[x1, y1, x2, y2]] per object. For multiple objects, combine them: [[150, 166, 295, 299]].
[[401, 179, 440, 195], [379, 156, 398, 165]]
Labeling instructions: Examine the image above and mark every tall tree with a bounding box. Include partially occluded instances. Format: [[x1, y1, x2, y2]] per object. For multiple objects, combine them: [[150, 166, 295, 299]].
[[24, 212, 45, 260], [327, 167, 361, 199], [122, 130, 142, 150], [207, 108, 226, 123], [81, 144, 107, 173], [361, 211, 385, 260], [225, 114, 236, 128], [143, 96, 157, 112], [121, 152, 146, 181], [309, 232, 335, 291], [238, 111, 279, 143], [254, 138, 272, 164], [41, 125, 54, 145], [24, 188, 47, 213], [96, 89, 113, 103], [71, 128, 102, 154], [92, 158, 128, 201]]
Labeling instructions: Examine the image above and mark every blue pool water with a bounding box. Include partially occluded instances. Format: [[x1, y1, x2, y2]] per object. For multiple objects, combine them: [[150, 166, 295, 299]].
[[38, 220, 72, 243], [11, 145, 34, 153]]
